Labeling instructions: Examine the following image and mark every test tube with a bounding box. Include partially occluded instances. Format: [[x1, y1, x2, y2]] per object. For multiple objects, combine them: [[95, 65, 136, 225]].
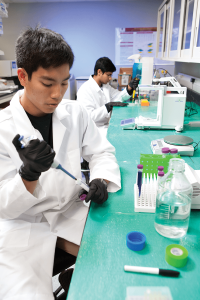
[[157, 171, 164, 185], [158, 166, 164, 172], [170, 148, 178, 157], [161, 147, 170, 158], [137, 164, 143, 197]]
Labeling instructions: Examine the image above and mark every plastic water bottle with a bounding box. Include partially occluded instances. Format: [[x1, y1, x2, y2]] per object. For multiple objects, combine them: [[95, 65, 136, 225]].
[[154, 158, 193, 238]]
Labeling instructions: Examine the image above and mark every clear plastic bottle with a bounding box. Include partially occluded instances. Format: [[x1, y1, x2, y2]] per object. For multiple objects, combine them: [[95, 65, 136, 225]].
[[154, 158, 193, 238]]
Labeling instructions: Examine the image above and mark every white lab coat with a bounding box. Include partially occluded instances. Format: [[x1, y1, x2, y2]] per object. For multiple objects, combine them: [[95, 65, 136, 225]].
[[0, 90, 121, 300], [77, 75, 130, 134]]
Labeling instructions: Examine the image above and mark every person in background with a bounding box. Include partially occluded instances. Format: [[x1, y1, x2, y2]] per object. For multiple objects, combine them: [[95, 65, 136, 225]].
[[77, 57, 139, 135], [0, 27, 121, 300]]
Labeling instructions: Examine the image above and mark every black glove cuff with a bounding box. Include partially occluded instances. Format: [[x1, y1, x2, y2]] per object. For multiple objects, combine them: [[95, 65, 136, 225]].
[[126, 86, 133, 96], [105, 103, 112, 113], [97, 178, 108, 189], [19, 166, 41, 182]]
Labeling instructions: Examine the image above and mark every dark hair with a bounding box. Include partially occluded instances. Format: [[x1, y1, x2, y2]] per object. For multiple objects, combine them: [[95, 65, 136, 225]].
[[94, 57, 116, 75], [16, 26, 74, 80]]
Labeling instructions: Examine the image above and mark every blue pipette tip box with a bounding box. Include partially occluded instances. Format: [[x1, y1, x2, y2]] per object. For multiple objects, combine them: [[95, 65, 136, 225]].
[[120, 118, 135, 129]]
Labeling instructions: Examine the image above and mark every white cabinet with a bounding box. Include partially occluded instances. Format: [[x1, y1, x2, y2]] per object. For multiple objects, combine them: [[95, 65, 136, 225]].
[[193, 0, 200, 59], [157, 0, 200, 62], [180, 0, 197, 59], [169, 0, 184, 58]]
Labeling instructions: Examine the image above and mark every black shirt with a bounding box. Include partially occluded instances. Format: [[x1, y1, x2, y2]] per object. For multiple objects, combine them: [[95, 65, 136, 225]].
[[26, 111, 53, 148]]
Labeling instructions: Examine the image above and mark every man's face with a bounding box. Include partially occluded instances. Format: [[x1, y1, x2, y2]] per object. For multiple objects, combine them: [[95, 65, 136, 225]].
[[100, 71, 113, 85], [18, 64, 70, 116]]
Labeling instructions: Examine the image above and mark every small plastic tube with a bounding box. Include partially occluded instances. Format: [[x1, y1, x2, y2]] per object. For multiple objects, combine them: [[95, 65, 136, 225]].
[[137, 164, 143, 197], [79, 194, 87, 201], [170, 148, 178, 157], [157, 171, 164, 184], [161, 147, 170, 158]]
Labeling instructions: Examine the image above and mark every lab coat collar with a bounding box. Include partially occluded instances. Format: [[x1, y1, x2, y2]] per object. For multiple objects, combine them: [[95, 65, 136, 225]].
[[52, 106, 68, 155], [10, 90, 41, 140], [10, 90, 69, 157], [89, 75, 102, 93]]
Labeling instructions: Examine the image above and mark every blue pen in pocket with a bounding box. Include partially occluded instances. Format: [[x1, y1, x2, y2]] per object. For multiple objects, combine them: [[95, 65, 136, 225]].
[[137, 164, 143, 197]]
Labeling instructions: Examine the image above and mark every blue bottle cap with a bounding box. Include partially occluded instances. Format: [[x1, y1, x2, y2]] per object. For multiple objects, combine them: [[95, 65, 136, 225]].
[[126, 231, 146, 251]]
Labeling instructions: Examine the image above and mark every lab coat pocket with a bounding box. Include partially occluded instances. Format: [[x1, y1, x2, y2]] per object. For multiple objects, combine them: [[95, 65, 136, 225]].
[[62, 201, 88, 221], [0, 219, 31, 248]]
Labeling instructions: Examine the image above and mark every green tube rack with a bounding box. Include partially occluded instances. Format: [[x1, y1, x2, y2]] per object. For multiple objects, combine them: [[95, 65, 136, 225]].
[[140, 154, 181, 176]]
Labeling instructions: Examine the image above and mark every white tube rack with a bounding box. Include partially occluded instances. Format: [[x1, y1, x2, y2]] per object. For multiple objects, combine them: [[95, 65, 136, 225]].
[[134, 173, 157, 213]]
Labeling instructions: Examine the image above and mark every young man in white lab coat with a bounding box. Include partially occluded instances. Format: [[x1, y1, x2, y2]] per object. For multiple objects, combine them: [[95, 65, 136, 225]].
[[0, 27, 121, 300], [77, 57, 139, 135]]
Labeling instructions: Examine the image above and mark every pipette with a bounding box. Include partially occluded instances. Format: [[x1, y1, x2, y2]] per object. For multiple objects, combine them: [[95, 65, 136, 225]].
[[131, 77, 140, 103], [18, 135, 89, 192], [137, 164, 143, 197]]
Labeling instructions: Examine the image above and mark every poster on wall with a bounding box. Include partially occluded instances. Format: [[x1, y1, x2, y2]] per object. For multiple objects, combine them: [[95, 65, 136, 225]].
[[115, 27, 174, 65]]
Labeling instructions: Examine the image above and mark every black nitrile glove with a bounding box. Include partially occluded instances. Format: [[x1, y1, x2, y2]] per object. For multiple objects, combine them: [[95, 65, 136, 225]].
[[12, 134, 55, 181], [85, 179, 108, 204], [105, 102, 128, 113], [127, 77, 140, 95]]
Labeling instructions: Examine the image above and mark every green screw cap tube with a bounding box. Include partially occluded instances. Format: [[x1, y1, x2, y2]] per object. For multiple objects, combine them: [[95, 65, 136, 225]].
[[165, 244, 188, 268]]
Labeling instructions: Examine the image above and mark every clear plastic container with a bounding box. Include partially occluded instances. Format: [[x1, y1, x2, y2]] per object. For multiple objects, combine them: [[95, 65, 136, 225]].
[[154, 158, 192, 239]]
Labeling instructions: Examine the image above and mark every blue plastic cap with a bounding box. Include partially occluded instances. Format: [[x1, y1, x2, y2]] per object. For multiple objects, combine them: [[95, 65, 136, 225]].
[[126, 231, 146, 251]]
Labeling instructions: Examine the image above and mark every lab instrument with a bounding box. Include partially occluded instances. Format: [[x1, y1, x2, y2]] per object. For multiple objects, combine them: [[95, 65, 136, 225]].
[[132, 90, 136, 102], [126, 231, 146, 251], [152, 76, 182, 92], [165, 244, 188, 268], [124, 265, 180, 277], [137, 164, 143, 197], [151, 136, 194, 156], [155, 158, 192, 239], [19, 135, 89, 193], [135, 85, 187, 131]]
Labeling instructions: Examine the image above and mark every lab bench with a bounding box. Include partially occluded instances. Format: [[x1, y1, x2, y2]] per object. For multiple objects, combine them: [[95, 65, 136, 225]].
[[67, 105, 200, 300]]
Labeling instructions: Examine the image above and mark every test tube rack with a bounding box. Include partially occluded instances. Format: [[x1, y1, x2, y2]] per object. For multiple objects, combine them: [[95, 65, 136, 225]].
[[134, 173, 157, 213]]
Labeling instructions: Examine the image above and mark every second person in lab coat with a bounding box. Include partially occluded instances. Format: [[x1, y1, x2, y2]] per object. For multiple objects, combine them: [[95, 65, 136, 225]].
[[77, 57, 139, 135]]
